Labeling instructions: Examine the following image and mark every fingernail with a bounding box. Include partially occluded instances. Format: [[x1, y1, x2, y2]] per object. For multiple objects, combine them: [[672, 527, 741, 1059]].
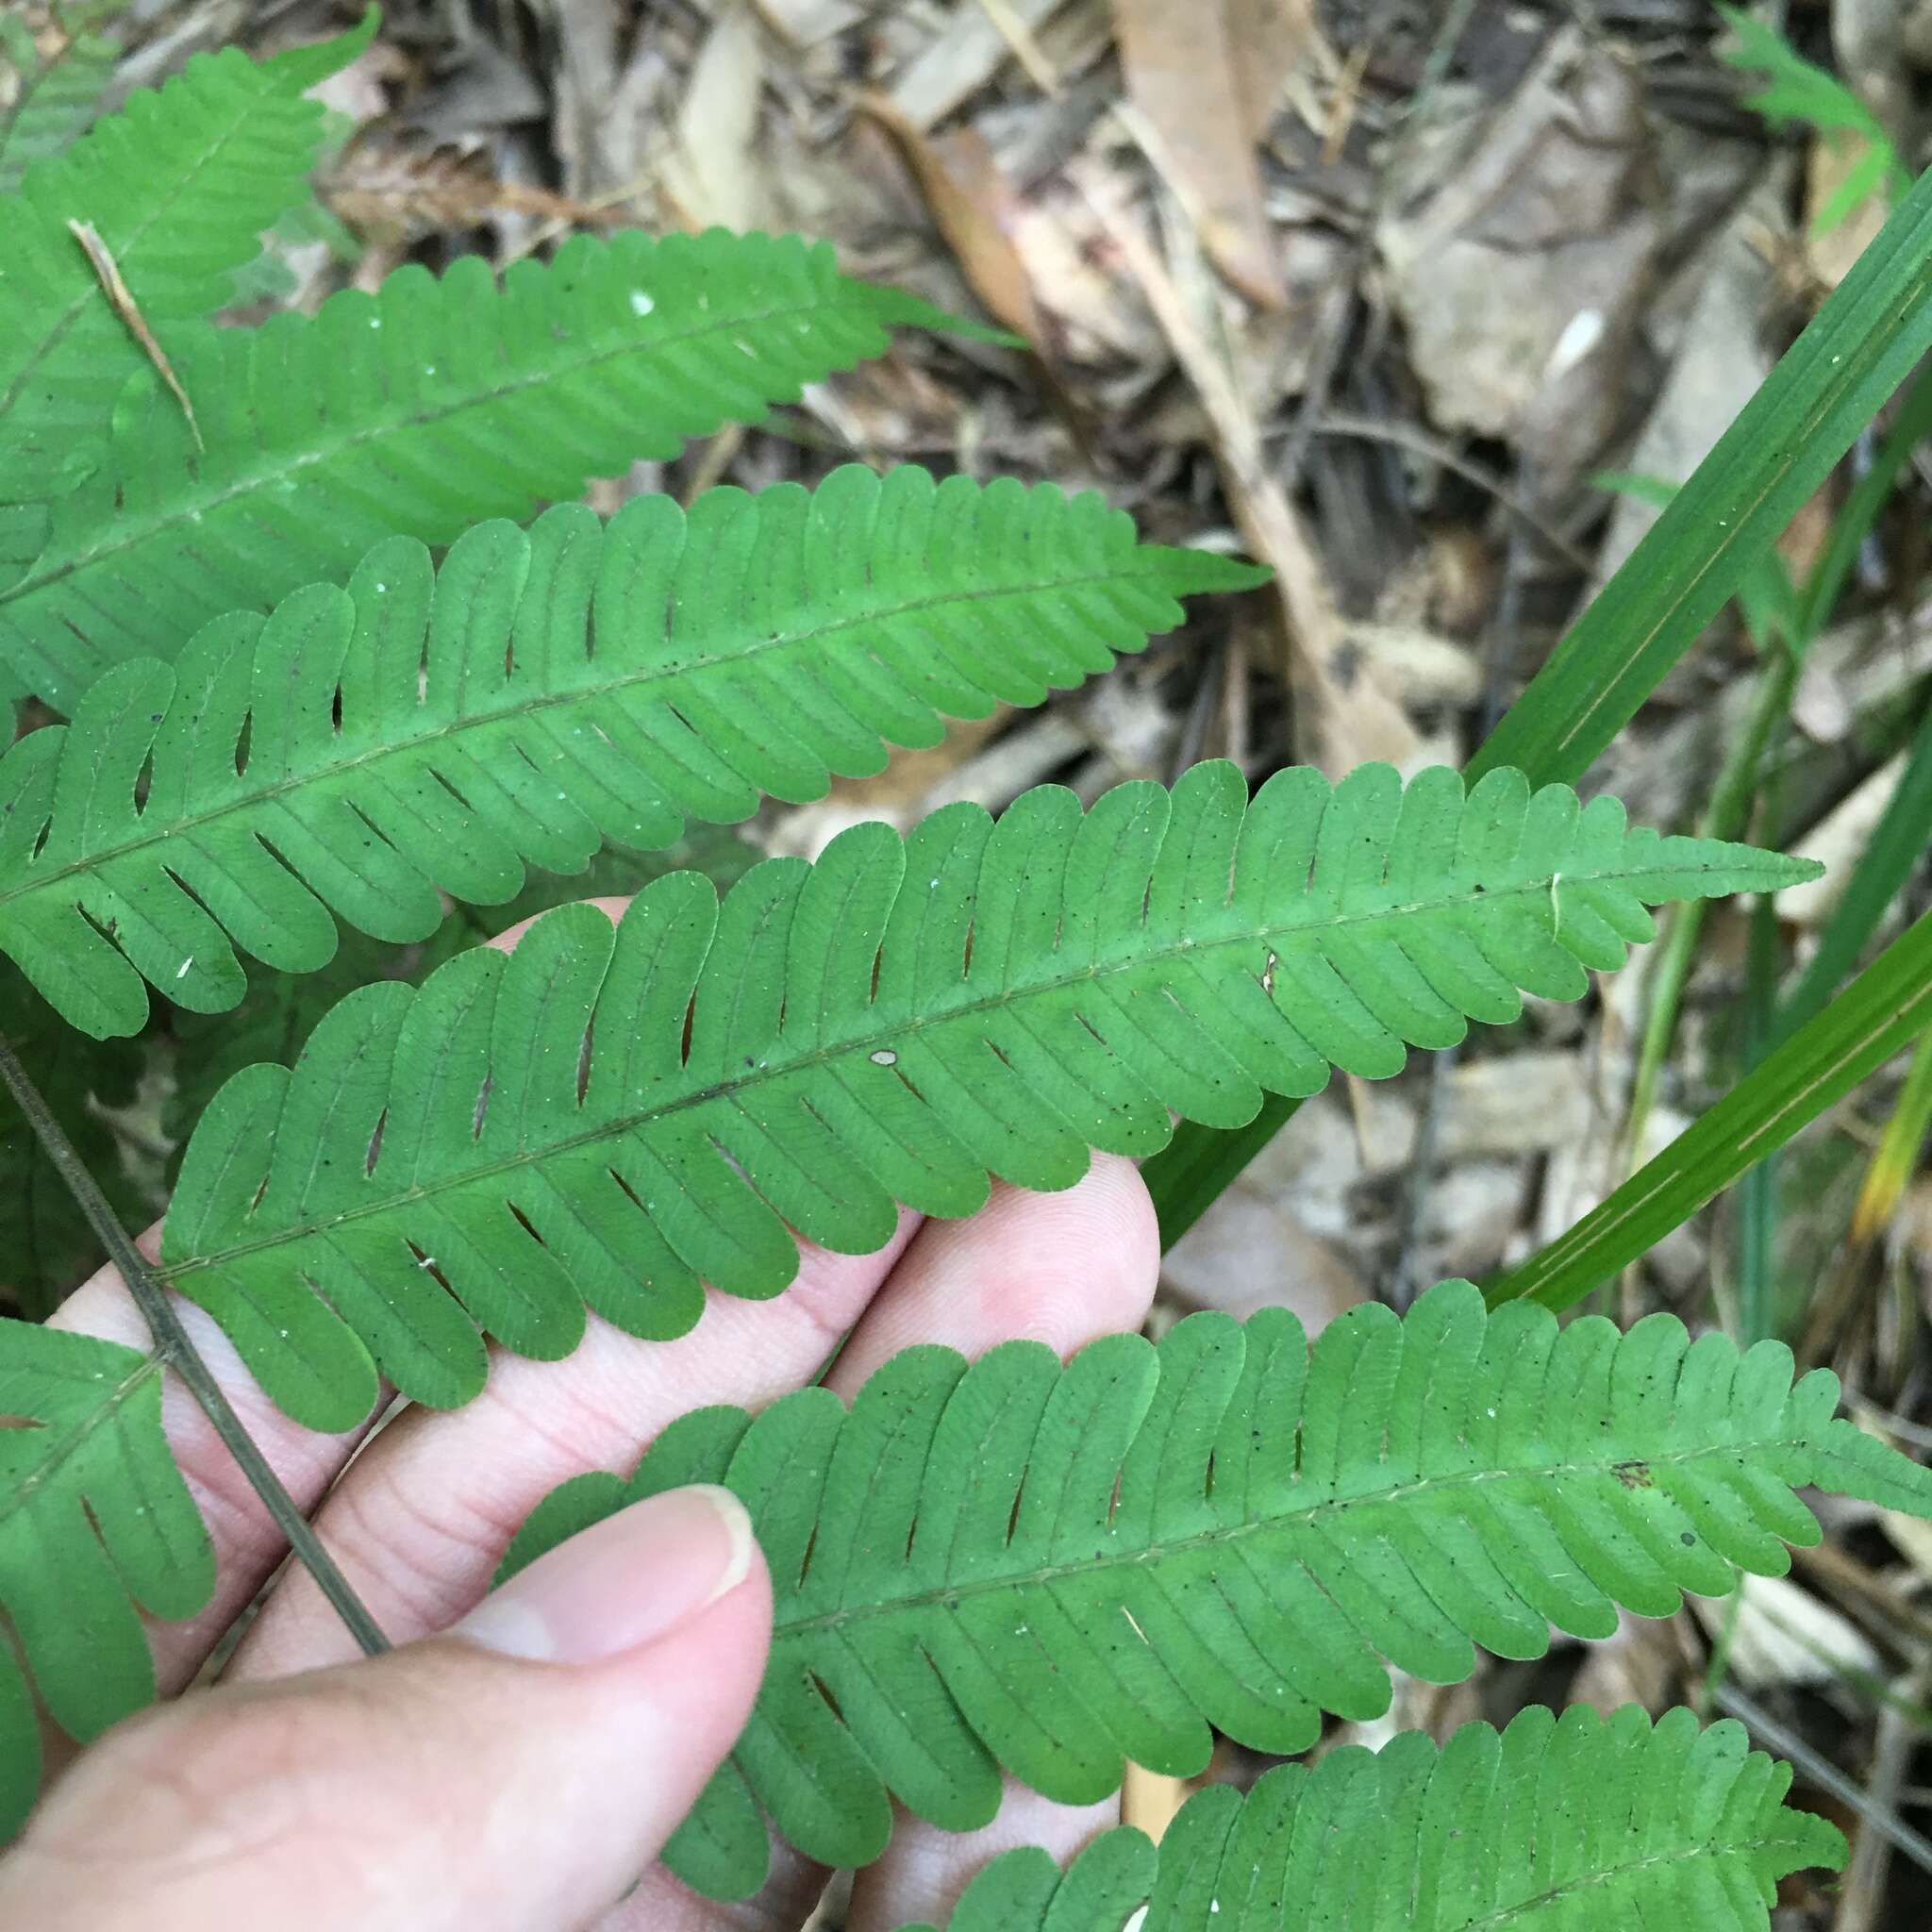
[[457, 1485, 756, 1664]]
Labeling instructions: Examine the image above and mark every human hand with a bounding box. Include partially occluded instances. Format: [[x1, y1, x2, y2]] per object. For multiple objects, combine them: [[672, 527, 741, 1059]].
[[0, 901, 1160, 1932]]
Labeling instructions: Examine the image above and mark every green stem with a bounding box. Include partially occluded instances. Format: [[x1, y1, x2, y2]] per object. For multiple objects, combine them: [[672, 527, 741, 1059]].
[[0, 1030, 391, 1659]]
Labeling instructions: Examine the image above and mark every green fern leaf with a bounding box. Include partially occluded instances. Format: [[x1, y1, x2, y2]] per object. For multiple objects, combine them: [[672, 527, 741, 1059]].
[[0, 962, 148, 1315], [159, 830, 758, 1169], [149, 764, 1813, 1434], [0, 17, 372, 508], [899, 1706, 1842, 1932], [0, 1322, 210, 1839], [0, 6, 125, 194], [0, 230, 978, 711], [901, 1825, 1155, 1932], [499, 1282, 1925, 1897], [0, 468, 1249, 1036]]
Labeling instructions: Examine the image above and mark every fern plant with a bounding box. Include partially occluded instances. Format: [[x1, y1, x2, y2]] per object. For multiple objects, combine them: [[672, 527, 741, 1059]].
[[0, 2, 127, 194], [0, 232, 974, 711], [108, 760, 1807, 1428], [885, 1706, 1843, 1931], [0, 18, 376, 514], [0, 751, 1819, 1837], [0, 470, 1251, 1035], [495, 1280, 1932, 1897], [1, 22, 1926, 1928]]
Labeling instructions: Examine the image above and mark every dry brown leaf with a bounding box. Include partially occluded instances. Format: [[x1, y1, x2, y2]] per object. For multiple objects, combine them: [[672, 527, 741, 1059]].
[[1777, 748, 1910, 928], [1688, 1573, 1882, 1690], [1226, 0, 1320, 145], [1375, 28, 1658, 492], [325, 146, 616, 246], [856, 93, 1042, 344], [1110, 0, 1289, 307], [753, 0, 866, 46], [1089, 184, 1424, 777], [1806, 130, 1890, 289], [891, 0, 1072, 130], [1162, 1189, 1366, 1331], [660, 0, 765, 232]]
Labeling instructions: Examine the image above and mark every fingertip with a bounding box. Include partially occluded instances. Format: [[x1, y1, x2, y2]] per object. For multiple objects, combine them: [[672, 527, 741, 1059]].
[[824, 1153, 1159, 1392], [487, 894, 630, 955]]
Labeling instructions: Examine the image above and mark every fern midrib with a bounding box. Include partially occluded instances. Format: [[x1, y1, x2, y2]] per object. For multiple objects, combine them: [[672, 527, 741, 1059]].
[[158, 856, 1728, 1280], [767, 1432, 1809, 1644], [0, 558, 1173, 907], [0, 284, 901, 616], [0, 62, 291, 424], [1464, 1835, 1813, 1929], [0, 1349, 165, 1535]]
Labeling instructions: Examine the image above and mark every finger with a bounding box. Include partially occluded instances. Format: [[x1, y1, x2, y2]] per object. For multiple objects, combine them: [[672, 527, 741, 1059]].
[[595, 1160, 1163, 1932], [587, 1828, 828, 1932], [0, 1487, 771, 1932], [38, 905, 643, 1696], [848, 1794, 1120, 1932], [833, 1156, 1158, 1932], [48, 1238, 378, 1699], [821, 1152, 1160, 1399], [229, 1219, 918, 1676]]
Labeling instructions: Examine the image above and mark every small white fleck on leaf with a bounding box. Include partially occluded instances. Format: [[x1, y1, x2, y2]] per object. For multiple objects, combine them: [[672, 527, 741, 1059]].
[[869, 1048, 898, 1067]]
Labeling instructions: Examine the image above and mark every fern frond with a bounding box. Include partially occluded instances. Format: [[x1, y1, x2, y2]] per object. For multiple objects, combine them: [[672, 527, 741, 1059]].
[[0, 469, 1249, 1036], [0, 6, 123, 194], [150, 766, 1813, 1433], [0, 19, 370, 508], [0, 1322, 211, 1839], [898, 1707, 1842, 1932], [499, 1282, 1926, 1897], [0, 963, 147, 1313], [0, 229, 979, 710]]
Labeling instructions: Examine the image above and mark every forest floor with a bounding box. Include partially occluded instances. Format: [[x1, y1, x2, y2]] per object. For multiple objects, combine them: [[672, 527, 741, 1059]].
[[15, 0, 1932, 1924]]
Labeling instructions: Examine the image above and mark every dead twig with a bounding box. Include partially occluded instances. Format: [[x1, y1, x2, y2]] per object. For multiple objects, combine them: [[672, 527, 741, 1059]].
[[1082, 143, 1422, 779], [67, 219, 202, 450], [1299, 411, 1599, 576]]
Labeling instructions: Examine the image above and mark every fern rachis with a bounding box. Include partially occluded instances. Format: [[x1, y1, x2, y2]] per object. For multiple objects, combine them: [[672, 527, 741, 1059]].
[[496, 1279, 1930, 1898], [0, 229, 986, 710], [894, 1706, 1843, 1929], [128, 762, 1816, 1439], [0, 468, 1252, 1038]]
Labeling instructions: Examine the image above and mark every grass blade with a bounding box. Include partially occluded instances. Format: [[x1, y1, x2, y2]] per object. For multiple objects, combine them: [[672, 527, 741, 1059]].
[[1780, 701, 1932, 1040], [1488, 908, 1932, 1313]]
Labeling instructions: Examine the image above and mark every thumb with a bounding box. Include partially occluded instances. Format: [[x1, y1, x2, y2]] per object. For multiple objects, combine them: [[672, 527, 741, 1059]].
[[1, 1486, 770, 1932]]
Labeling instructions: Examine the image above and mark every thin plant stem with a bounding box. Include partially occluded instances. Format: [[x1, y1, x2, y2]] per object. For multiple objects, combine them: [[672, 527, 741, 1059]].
[[0, 1030, 391, 1658]]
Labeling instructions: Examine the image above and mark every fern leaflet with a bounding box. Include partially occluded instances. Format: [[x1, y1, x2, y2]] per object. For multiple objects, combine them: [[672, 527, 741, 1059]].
[[159, 830, 758, 1168], [148, 768, 1814, 1433], [0, 468, 1249, 1036], [0, 1322, 208, 1839], [0, 18, 369, 508], [0, 231, 978, 711], [0, 4, 125, 194], [897, 1707, 1842, 1932], [499, 1281, 1930, 1898]]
